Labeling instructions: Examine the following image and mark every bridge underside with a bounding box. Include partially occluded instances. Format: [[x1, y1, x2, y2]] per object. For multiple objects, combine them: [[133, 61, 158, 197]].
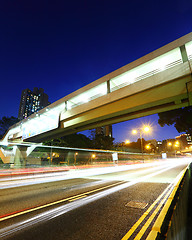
[[26, 71, 192, 142]]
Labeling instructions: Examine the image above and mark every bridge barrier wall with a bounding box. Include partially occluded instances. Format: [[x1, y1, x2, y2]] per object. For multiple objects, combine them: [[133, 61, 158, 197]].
[[147, 164, 191, 240]]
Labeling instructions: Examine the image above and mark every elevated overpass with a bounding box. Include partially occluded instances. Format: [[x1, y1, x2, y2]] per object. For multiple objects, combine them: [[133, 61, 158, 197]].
[[3, 32, 192, 143]]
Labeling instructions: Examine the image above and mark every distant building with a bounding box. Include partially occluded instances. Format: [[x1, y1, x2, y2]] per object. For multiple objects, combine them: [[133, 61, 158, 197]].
[[18, 88, 50, 120], [175, 133, 192, 148], [96, 125, 113, 137]]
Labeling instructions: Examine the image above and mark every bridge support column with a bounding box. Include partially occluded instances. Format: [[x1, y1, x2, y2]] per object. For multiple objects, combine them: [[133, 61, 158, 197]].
[[14, 146, 28, 168], [66, 151, 75, 165]]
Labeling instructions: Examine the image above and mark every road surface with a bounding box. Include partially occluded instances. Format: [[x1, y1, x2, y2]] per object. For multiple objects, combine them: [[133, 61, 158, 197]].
[[0, 158, 190, 240]]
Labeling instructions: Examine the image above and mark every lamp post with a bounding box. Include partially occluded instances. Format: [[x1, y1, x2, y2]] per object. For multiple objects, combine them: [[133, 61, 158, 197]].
[[166, 141, 172, 155], [74, 152, 78, 165], [145, 144, 151, 151], [124, 139, 130, 151], [174, 141, 180, 157], [91, 153, 96, 163], [132, 125, 151, 161]]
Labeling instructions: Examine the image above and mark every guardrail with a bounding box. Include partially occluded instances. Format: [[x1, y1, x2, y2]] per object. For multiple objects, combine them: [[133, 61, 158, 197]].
[[147, 164, 191, 240]]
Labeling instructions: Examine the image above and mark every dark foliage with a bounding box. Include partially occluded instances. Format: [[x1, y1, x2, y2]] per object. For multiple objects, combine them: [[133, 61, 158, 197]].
[[158, 106, 192, 135], [90, 130, 114, 150], [0, 116, 19, 139], [43, 133, 93, 148]]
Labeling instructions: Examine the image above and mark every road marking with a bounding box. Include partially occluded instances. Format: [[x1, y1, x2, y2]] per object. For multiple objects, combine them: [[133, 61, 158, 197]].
[[121, 183, 173, 240], [133, 186, 173, 239], [121, 168, 187, 240], [134, 168, 187, 240], [68, 195, 87, 202], [0, 181, 124, 222]]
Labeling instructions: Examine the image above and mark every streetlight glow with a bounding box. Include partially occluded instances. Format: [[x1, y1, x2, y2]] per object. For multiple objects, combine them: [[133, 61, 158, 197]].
[[131, 124, 153, 162], [125, 140, 130, 144], [174, 141, 180, 148], [143, 126, 150, 133], [132, 129, 137, 134]]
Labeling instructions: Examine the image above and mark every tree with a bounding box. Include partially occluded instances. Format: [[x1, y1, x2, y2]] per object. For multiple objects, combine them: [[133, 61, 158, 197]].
[[43, 138, 68, 147], [135, 138, 147, 152], [0, 116, 19, 139], [115, 138, 148, 153], [43, 133, 93, 148], [90, 130, 114, 150], [158, 106, 192, 135], [62, 133, 93, 148]]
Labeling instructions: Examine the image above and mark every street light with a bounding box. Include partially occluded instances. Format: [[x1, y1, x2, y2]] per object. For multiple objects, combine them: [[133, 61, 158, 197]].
[[132, 125, 152, 161], [167, 142, 172, 146], [175, 141, 180, 147], [174, 141, 180, 157], [143, 126, 150, 133], [125, 140, 130, 144], [74, 152, 78, 165], [132, 129, 137, 135], [91, 154, 96, 163], [166, 141, 172, 153], [146, 144, 151, 150]]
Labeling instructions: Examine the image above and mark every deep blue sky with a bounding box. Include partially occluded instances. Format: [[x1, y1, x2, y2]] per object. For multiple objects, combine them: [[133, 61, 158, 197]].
[[0, 0, 192, 142]]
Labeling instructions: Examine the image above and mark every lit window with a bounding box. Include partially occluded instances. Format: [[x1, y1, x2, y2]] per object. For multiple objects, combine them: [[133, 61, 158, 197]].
[[110, 48, 182, 92], [68, 82, 107, 109]]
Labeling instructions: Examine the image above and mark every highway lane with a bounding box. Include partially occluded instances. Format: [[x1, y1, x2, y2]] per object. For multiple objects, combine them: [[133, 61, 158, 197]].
[[0, 158, 190, 240]]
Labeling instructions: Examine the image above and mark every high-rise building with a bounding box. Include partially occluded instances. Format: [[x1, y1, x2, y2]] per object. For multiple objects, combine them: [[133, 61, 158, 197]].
[[96, 125, 113, 137], [18, 88, 50, 120]]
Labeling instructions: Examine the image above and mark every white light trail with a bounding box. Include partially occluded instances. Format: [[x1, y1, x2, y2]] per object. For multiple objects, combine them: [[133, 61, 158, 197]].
[[0, 160, 188, 238], [0, 159, 190, 189]]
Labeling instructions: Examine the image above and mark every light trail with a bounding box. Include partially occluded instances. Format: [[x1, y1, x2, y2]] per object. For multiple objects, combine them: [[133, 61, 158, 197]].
[[0, 160, 187, 239], [1, 159, 189, 189]]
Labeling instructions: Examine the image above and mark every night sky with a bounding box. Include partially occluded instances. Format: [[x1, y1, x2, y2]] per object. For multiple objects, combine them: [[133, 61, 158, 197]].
[[0, 0, 192, 143]]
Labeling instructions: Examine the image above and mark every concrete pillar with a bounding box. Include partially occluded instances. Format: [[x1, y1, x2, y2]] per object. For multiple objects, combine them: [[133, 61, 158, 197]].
[[14, 146, 28, 168]]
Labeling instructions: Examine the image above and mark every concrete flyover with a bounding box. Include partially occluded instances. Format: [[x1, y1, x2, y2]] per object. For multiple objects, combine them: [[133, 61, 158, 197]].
[[2, 32, 192, 143]]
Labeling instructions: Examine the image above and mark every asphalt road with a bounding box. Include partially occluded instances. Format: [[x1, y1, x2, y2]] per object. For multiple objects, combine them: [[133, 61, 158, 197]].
[[0, 159, 190, 240]]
